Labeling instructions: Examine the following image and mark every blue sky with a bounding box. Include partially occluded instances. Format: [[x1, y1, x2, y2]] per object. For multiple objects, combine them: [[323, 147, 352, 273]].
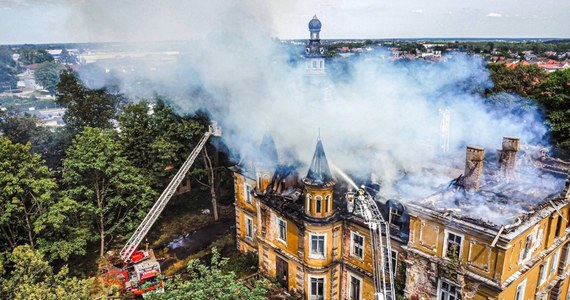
[[0, 0, 568, 44]]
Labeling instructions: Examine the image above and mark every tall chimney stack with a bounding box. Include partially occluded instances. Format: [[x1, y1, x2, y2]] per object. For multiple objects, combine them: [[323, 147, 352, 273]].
[[498, 137, 520, 180], [464, 146, 485, 192]]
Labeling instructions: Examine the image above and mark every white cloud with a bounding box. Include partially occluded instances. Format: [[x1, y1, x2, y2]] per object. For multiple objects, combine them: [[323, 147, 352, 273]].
[[412, 9, 423, 14], [487, 12, 502, 18]]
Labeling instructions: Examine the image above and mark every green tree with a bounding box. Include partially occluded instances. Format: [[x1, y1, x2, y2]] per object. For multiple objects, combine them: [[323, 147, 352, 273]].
[[0, 137, 86, 260], [118, 99, 205, 189], [61, 127, 156, 257], [18, 48, 54, 65], [0, 245, 92, 300], [534, 69, 570, 154], [56, 70, 121, 132], [487, 63, 546, 97], [0, 115, 74, 170], [147, 248, 267, 300], [34, 61, 64, 96]]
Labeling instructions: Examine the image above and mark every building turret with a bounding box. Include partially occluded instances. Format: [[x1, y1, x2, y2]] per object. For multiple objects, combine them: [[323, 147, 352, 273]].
[[303, 138, 336, 218], [305, 15, 326, 75], [256, 132, 278, 193]]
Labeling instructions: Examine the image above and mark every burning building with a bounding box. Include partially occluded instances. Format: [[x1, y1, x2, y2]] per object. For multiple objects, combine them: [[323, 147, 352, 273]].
[[232, 132, 570, 299], [230, 15, 570, 300]]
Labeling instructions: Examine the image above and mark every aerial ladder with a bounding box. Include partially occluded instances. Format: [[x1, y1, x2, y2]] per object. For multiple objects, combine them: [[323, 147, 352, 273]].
[[104, 122, 221, 296], [346, 187, 395, 300]]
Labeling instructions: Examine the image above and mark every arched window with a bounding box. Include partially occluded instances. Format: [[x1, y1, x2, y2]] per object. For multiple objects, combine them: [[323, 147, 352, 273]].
[[315, 196, 323, 213], [307, 194, 312, 213], [325, 195, 331, 213]]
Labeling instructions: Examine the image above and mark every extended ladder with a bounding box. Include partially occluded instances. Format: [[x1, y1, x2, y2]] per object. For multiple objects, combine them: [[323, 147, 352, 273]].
[[120, 122, 221, 262], [353, 192, 395, 300]]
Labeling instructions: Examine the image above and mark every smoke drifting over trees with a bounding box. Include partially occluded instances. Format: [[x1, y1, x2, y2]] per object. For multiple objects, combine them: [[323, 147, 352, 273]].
[[69, 0, 552, 202]]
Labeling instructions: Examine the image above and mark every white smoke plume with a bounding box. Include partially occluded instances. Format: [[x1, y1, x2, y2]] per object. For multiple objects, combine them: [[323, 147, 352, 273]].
[[66, 0, 562, 221]]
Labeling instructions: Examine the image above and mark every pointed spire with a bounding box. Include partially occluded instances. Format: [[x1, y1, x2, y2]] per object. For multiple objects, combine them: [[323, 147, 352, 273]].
[[258, 131, 278, 167], [303, 139, 335, 186]]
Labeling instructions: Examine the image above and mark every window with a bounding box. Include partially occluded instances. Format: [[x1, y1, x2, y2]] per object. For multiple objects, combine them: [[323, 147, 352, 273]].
[[320, 60, 324, 69], [310, 234, 326, 259], [244, 183, 252, 204], [539, 259, 548, 285], [315, 196, 322, 213], [312, 60, 317, 69], [307, 194, 312, 213], [551, 249, 561, 275], [277, 218, 287, 243], [555, 216, 563, 237], [245, 216, 254, 241], [309, 277, 324, 300], [522, 233, 533, 261], [391, 250, 398, 272], [439, 279, 461, 300], [348, 274, 362, 300], [444, 231, 463, 259], [566, 244, 570, 267], [350, 231, 365, 260], [515, 279, 526, 300], [325, 195, 330, 213]]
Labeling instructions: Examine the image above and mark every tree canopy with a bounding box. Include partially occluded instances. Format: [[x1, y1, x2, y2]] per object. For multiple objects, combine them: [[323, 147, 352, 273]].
[[35, 61, 65, 96], [61, 127, 155, 257], [146, 248, 267, 300], [0, 137, 86, 261], [56, 70, 122, 133], [534, 69, 570, 154], [0, 245, 92, 300]]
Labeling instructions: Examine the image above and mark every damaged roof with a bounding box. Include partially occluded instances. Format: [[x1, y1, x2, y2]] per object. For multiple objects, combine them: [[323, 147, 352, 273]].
[[303, 139, 336, 187]]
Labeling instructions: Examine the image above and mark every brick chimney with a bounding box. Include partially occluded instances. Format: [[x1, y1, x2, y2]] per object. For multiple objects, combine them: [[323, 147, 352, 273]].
[[498, 137, 520, 180], [464, 146, 485, 192]]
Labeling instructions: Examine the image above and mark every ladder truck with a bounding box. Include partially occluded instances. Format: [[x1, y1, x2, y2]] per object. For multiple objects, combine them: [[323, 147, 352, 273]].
[[346, 187, 396, 300], [104, 122, 221, 296]]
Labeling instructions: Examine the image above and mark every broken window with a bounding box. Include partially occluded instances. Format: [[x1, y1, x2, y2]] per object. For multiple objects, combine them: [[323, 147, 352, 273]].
[[350, 231, 365, 260], [439, 279, 461, 300], [445, 231, 463, 259], [349, 274, 361, 300], [310, 277, 324, 300], [244, 183, 253, 204], [315, 196, 322, 213], [310, 234, 326, 259], [277, 218, 287, 243], [245, 216, 254, 241]]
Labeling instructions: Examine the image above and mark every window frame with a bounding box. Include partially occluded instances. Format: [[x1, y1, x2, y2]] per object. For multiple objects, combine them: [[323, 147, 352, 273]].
[[308, 275, 325, 300], [443, 229, 464, 260], [315, 195, 323, 213], [515, 279, 527, 300], [350, 231, 365, 260], [325, 195, 331, 213], [551, 249, 561, 276], [277, 217, 287, 244], [437, 278, 461, 300], [245, 215, 254, 241], [391, 249, 398, 273], [307, 194, 313, 213], [309, 233, 327, 259], [244, 183, 253, 204], [539, 257, 549, 285], [347, 272, 362, 300], [522, 233, 533, 261]]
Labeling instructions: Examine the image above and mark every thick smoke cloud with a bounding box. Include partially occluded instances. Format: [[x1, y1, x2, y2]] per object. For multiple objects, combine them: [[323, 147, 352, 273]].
[[73, 1, 553, 209]]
